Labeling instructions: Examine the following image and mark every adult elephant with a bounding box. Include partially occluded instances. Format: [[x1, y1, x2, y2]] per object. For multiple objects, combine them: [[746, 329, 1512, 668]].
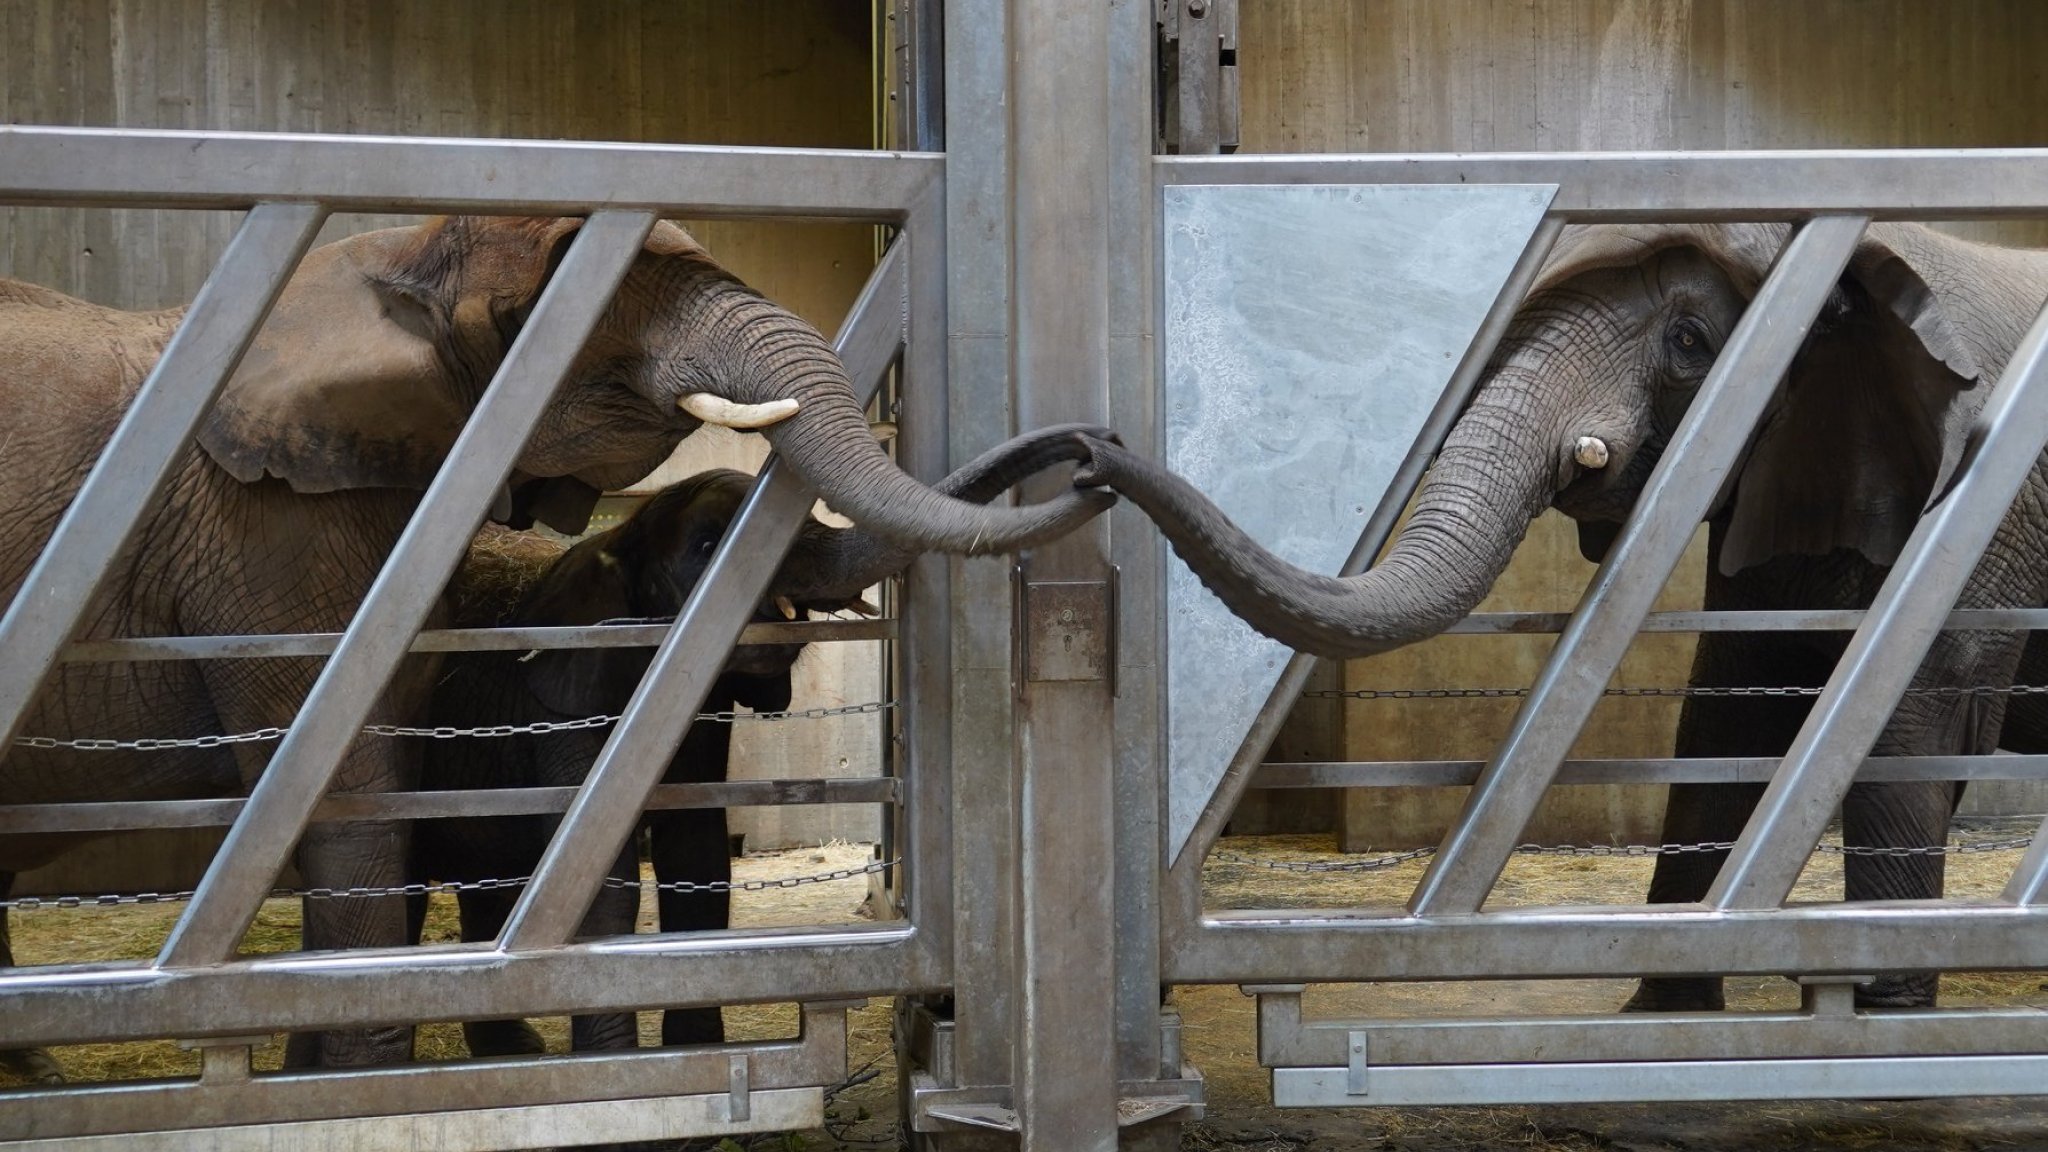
[[1070, 221, 2048, 1010], [0, 216, 1112, 1076], [417, 427, 1106, 1056]]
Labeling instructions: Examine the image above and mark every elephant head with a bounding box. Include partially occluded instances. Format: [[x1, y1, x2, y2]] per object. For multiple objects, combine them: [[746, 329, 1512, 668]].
[[199, 216, 1111, 550], [1077, 221, 2023, 658]]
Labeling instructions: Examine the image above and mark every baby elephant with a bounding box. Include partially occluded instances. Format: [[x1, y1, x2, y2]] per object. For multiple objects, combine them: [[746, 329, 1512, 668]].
[[415, 425, 1117, 1057]]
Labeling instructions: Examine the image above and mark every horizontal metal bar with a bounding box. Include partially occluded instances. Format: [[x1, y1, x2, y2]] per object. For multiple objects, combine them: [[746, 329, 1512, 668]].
[[2, 926, 928, 1048], [1269, 1006, 2048, 1068], [0, 126, 939, 219], [1272, 1054, 2048, 1107], [2, 1088, 822, 1152], [1, 1003, 843, 1141], [0, 778, 901, 835], [1250, 754, 2048, 789], [1160, 149, 2048, 220], [1449, 608, 2048, 635], [58, 618, 897, 664], [1173, 902, 2048, 984]]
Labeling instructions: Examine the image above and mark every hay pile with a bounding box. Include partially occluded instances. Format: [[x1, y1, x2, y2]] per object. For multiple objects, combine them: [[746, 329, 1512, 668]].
[[443, 523, 567, 629]]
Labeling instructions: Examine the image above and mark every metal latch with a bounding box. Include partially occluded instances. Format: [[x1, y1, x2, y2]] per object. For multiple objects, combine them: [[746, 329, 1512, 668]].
[[1156, 0, 1240, 155], [1018, 568, 1119, 692]]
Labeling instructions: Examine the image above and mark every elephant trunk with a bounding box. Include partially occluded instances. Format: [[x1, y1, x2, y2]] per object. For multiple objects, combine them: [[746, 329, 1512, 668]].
[[1078, 367, 1562, 660], [774, 423, 1117, 606], [705, 295, 1111, 556]]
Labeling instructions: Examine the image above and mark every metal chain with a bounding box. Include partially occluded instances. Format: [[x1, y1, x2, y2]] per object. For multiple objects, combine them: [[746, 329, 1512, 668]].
[[2, 858, 898, 911], [1209, 835, 2035, 874], [1307, 684, 2048, 701], [15, 700, 895, 753]]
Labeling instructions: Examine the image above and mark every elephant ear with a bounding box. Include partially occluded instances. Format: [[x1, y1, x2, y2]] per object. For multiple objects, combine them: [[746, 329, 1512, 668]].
[[517, 533, 655, 717], [724, 668, 794, 715], [197, 219, 583, 495], [1719, 226, 1984, 576]]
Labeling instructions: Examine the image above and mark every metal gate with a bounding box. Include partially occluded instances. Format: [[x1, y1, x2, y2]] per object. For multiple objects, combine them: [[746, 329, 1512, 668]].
[[0, 128, 953, 1149], [1156, 150, 2048, 1107]]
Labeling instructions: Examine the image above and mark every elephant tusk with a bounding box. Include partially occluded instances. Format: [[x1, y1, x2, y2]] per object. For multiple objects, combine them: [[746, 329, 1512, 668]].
[[775, 596, 800, 620], [870, 420, 898, 442], [1573, 435, 1610, 470], [848, 597, 883, 618], [678, 393, 800, 430]]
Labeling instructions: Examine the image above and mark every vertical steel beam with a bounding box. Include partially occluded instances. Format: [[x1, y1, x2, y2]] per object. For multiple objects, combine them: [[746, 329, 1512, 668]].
[[1013, 0, 1118, 1148], [161, 210, 658, 967], [0, 201, 325, 751], [1163, 216, 1568, 925], [1109, 0, 1167, 1086], [1407, 215, 1868, 919], [499, 242, 910, 950], [1714, 300, 2048, 910]]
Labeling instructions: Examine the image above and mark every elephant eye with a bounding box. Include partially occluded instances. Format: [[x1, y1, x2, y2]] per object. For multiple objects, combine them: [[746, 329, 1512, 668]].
[[1665, 317, 1716, 375]]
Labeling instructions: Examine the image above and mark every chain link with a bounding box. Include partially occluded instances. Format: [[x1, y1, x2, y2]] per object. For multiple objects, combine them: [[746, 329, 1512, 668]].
[[1208, 834, 2035, 874], [15, 701, 895, 753], [1307, 683, 2048, 701], [2, 858, 897, 910]]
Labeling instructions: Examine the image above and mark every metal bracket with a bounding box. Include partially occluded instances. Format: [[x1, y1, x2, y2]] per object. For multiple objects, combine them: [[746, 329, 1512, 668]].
[[1796, 974, 1875, 1018], [1345, 1030, 1370, 1098], [725, 1052, 752, 1123], [1156, 0, 1239, 154], [1021, 574, 1116, 687], [177, 1034, 268, 1085]]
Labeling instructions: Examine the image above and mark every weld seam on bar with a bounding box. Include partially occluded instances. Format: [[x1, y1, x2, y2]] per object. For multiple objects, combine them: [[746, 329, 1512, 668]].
[[1709, 297, 2048, 911], [157, 211, 658, 969], [1408, 216, 1870, 918], [496, 242, 908, 951], [0, 202, 326, 754]]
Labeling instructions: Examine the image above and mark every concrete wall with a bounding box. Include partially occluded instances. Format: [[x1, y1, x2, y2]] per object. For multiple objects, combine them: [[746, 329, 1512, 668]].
[[1225, 0, 2048, 845], [3, 1, 884, 894]]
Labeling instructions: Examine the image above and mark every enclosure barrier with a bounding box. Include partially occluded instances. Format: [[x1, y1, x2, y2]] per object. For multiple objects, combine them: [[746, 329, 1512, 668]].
[[0, 125, 950, 1149], [1144, 149, 2048, 1110]]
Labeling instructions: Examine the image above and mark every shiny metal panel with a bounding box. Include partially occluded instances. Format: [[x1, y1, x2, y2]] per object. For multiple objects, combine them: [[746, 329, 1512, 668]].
[[159, 209, 658, 969], [1408, 216, 1868, 918], [1160, 184, 1555, 865]]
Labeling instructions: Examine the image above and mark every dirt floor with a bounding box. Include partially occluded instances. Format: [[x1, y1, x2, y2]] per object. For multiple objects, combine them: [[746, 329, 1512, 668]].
[[11, 826, 2048, 1150]]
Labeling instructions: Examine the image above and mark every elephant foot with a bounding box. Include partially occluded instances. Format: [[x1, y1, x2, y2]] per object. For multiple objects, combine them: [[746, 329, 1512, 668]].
[[464, 1018, 549, 1059], [570, 1012, 640, 1054], [0, 1046, 64, 1085], [1621, 977, 1725, 1013], [1855, 973, 1939, 1010]]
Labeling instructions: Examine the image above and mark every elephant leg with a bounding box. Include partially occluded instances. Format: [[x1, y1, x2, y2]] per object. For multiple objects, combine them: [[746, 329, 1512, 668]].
[[450, 879, 548, 1058], [287, 819, 416, 1067], [1626, 610, 1835, 1013], [649, 807, 731, 1046], [1842, 779, 1960, 1008], [568, 841, 644, 1053], [0, 872, 62, 1085]]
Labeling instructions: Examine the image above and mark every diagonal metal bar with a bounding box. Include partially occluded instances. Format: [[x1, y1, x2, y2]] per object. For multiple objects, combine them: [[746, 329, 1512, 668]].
[[1711, 299, 2048, 910], [0, 202, 326, 752], [2003, 809, 2048, 905], [1407, 215, 1869, 918], [497, 241, 908, 951], [158, 210, 658, 968], [1167, 216, 1567, 885]]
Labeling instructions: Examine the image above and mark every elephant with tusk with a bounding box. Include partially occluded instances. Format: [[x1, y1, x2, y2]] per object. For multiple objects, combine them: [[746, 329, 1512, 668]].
[[0, 215, 1114, 1076], [1072, 221, 2048, 1011]]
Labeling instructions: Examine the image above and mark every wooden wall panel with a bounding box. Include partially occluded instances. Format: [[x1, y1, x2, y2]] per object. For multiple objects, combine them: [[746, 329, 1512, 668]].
[[1225, 1, 2048, 841]]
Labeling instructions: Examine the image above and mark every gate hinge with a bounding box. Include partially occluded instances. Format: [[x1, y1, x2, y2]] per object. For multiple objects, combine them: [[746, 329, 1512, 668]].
[[1156, 0, 1240, 155]]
